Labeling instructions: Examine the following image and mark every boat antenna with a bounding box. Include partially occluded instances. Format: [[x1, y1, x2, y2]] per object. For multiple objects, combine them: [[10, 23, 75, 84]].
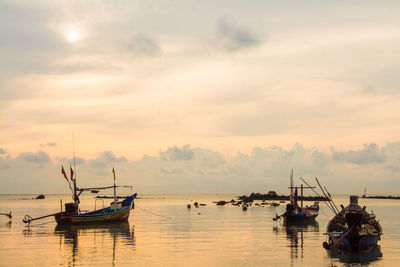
[[72, 132, 78, 206], [299, 177, 337, 215]]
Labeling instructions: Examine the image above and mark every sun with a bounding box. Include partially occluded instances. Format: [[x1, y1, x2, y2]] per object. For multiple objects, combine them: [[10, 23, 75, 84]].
[[66, 29, 81, 43]]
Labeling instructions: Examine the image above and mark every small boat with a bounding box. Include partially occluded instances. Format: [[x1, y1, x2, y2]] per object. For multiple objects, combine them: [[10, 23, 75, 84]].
[[23, 166, 136, 225], [273, 169, 319, 223], [323, 196, 382, 252], [55, 193, 136, 224], [0, 212, 12, 219], [279, 200, 320, 223]]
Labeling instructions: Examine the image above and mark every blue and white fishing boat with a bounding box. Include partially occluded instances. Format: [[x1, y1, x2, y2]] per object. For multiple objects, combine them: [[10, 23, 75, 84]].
[[23, 167, 137, 225]]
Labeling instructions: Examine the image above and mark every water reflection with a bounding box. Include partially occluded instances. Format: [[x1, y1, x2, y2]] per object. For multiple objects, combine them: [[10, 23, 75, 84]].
[[274, 221, 319, 260], [54, 221, 135, 266], [328, 245, 383, 264]]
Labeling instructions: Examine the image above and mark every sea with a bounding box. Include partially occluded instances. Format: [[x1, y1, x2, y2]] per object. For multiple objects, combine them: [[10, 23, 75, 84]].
[[0, 194, 399, 266]]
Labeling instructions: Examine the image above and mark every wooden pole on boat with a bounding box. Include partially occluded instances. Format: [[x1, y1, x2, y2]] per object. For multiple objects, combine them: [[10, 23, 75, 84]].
[[290, 169, 294, 204], [113, 166, 116, 211], [23, 212, 61, 224], [315, 177, 340, 214], [301, 184, 303, 208], [72, 132, 78, 207], [324, 185, 340, 213], [60, 199, 62, 212], [299, 177, 337, 215]]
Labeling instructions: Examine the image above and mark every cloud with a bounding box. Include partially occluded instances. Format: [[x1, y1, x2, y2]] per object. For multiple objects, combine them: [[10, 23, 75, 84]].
[[101, 151, 127, 163], [216, 18, 262, 51], [17, 150, 51, 164], [0, 2, 69, 78], [332, 143, 386, 165], [40, 142, 57, 147], [68, 157, 86, 165], [1, 142, 400, 194], [0, 148, 7, 155], [119, 33, 162, 56], [160, 145, 194, 161], [89, 159, 108, 169], [89, 151, 127, 171], [160, 168, 184, 175]]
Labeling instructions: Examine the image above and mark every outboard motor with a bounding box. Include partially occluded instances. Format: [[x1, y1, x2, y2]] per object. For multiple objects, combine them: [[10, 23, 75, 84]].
[[286, 203, 295, 214], [65, 202, 78, 215]]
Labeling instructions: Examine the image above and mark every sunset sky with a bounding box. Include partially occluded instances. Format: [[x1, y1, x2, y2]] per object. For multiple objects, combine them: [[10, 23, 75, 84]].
[[1, 0, 400, 194]]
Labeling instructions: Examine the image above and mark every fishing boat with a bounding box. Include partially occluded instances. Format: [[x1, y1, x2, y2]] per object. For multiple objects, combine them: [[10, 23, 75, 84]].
[[23, 166, 137, 225], [273, 169, 320, 223], [323, 196, 382, 252], [0, 212, 12, 220]]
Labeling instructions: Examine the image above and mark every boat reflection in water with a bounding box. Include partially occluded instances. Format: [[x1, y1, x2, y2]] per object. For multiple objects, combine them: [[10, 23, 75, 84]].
[[54, 221, 135, 266], [274, 221, 319, 260], [328, 245, 383, 264]]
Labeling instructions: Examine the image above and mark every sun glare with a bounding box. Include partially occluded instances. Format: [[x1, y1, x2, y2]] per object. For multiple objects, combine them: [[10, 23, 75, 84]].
[[66, 30, 81, 43]]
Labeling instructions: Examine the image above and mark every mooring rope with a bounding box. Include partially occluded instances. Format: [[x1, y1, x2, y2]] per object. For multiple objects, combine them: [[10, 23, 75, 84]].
[[135, 205, 171, 219]]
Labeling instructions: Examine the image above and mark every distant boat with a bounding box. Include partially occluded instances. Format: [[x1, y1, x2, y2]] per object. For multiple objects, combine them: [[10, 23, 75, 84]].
[[23, 166, 136, 225], [0, 212, 12, 219], [273, 169, 319, 223], [323, 196, 382, 252], [35, 194, 45, 199]]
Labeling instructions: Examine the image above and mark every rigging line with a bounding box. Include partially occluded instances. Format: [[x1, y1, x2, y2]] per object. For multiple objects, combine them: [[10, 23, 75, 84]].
[[315, 177, 340, 214], [72, 131, 76, 181], [299, 177, 336, 215], [135, 205, 171, 219], [324, 185, 340, 214]]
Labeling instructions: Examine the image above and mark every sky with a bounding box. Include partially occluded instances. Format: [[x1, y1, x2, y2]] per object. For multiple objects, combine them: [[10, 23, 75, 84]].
[[1, 0, 400, 194]]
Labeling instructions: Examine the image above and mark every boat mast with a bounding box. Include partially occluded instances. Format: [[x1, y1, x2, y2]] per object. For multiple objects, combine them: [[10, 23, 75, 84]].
[[301, 184, 303, 208], [113, 167, 116, 211], [290, 169, 294, 204], [72, 132, 78, 206]]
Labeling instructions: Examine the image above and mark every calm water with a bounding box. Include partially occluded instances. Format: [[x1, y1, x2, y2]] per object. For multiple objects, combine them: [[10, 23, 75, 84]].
[[0, 194, 399, 266]]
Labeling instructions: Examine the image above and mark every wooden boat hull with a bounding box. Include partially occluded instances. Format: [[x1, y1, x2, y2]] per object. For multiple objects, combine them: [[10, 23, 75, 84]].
[[283, 203, 319, 223], [337, 245, 382, 263], [55, 194, 135, 225], [330, 234, 381, 252], [284, 212, 318, 223]]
